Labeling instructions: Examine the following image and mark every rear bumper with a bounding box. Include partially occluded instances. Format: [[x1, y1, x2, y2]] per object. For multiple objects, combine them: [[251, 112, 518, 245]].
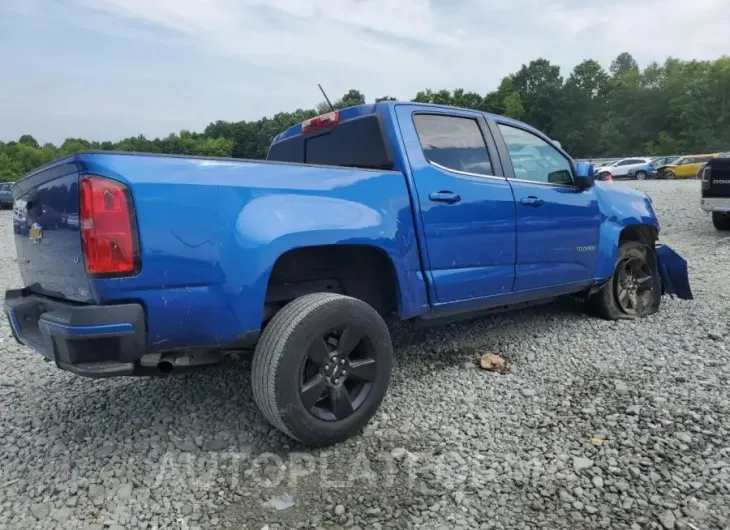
[[3, 289, 146, 377], [700, 197, 730, 212]]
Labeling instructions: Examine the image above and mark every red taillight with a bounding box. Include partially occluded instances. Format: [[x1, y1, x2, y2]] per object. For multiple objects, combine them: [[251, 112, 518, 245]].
[[79, 175, 138, 276], [301, 111, 339, 133]]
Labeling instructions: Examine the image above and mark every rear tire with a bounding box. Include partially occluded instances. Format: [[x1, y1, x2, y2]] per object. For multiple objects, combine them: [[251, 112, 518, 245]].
[[713, 212, 730, 231], [251, 293, 393, 446], [587, 241, 661, 320]]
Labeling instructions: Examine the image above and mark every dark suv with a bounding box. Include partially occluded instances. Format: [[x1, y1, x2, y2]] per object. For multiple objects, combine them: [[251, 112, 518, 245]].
[[700, 153, 730, 230], [0, 183, 13, 209]]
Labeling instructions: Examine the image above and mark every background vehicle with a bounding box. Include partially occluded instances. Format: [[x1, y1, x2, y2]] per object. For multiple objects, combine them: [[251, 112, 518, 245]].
[[594, 157, 653, 180], [625, 156, 682, 180], [0, 183, 12, 209], [700, 153, 730, 230], [650, 155, 681, 167], [4, 102, 692, 446], [657, 153, 718, 179]]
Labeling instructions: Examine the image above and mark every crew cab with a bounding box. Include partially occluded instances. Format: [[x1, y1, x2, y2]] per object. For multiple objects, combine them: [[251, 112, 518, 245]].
[[4, 102, 692, 446], [700, 153, 730, 230]]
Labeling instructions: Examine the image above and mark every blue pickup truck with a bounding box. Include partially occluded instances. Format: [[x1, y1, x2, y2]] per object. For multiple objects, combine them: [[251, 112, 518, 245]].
[[4, 102, 691, 445]]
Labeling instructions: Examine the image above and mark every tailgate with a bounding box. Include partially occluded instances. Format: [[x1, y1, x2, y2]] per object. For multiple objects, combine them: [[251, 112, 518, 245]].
[[12, 157, 93, 303], [704, 158, 730, 198]]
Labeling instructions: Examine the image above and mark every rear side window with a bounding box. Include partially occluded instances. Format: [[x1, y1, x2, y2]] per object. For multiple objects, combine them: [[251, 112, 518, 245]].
[[413, 114, 494, 176], [267, 115, 393, 170]]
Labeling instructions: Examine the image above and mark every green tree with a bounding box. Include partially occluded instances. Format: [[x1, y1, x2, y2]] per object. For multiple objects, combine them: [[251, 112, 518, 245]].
[[610, 52, 640, 78], [552, 60, 609, 155], [18, 135, 40, 149], [3, 54, 730, 178], [0, 153, 25, 181], [510, 59, 564, 135], [502, 92, 525, 119]]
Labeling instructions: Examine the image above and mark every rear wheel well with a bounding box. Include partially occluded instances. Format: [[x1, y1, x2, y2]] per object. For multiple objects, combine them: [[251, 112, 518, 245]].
[[619, 225, 658, 248], [264, 245, 399, 324]]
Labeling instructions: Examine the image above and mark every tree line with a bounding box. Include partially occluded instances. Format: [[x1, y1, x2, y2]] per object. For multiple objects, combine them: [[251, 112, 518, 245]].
[[1, 52, 728, 182]]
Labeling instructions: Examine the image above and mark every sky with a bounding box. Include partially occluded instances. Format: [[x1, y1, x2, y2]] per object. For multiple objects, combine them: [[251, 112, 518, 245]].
[[1, 0, 728, 145]]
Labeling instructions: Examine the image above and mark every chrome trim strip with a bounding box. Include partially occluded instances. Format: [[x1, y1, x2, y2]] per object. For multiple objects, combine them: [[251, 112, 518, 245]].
[[505, 177, 578, 190], [428, 161, 507, 181]]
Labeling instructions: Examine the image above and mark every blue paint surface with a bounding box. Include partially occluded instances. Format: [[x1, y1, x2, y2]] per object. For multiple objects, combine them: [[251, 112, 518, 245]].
[[8, 101, 691, 356]]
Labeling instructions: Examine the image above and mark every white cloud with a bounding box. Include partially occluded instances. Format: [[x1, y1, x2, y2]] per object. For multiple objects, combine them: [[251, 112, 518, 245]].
[[74, 0, 729, 86], [2, 0, 729, 142]]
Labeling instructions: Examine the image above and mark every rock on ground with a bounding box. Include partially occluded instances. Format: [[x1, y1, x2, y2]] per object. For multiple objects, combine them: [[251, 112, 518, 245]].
[[0, 181, 729, 529]]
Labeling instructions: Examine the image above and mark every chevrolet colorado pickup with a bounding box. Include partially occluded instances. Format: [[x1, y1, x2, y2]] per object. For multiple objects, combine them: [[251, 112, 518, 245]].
[[700, 154, 730, 230], [4, 102, 692, 445]]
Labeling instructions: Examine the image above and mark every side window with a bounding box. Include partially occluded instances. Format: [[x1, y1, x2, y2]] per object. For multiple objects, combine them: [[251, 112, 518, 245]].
[[498, 124, 574, 185], [413, 114, 494, 176]]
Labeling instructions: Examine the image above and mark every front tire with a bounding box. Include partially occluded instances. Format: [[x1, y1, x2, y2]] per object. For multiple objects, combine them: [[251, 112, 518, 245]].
[[635, 171, 647, 181], [251, 293, 393, 446], [713, 212, 730, 231], [665, 171, 676, 180], [587, 241, 661, 320]]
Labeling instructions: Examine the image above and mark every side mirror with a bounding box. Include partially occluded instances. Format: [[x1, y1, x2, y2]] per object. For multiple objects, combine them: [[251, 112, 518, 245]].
[[574, 161, 595, 190]]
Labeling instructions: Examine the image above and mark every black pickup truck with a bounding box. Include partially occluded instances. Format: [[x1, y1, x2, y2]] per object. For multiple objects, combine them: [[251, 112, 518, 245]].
[[700, 154, 730, 230]]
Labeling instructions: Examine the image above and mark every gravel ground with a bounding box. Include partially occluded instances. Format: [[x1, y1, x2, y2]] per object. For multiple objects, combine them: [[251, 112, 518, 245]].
[[1, 180, 729, 530]]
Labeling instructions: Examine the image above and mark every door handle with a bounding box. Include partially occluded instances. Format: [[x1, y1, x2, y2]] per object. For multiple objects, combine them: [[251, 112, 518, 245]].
[[520, 196, 544, 207], [429, 191, 461, 204]]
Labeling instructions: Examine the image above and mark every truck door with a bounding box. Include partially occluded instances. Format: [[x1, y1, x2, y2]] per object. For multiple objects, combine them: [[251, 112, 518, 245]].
[[395, 105, 517, 304], [490, 120, 600, 291]]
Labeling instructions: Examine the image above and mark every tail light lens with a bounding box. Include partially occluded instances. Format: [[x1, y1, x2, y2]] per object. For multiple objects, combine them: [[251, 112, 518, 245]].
[[302, 111, 339, 133], [79, 175, 139, 276], [701, 165, 711, 189]]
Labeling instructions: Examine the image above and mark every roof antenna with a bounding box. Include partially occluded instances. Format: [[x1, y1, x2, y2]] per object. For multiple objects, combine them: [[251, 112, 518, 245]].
[[318, 83, 336, 113]]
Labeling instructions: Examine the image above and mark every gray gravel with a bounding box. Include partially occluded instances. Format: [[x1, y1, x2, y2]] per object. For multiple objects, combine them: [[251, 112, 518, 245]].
[[1, 179, 729, 529]]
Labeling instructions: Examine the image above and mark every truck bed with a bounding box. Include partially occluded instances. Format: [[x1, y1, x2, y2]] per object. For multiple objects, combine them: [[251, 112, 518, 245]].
[[10, 152, 422, 352]]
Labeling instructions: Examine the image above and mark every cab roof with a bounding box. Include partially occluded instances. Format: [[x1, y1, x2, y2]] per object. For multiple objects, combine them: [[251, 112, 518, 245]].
[[271, 101, 538, 145]]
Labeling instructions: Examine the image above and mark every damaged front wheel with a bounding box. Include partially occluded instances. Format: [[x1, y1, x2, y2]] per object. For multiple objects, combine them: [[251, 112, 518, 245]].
[[587, 241, 661, 320]]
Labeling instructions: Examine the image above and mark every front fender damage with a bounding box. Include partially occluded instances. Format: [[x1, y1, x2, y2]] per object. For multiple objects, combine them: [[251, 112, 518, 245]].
[[655, 244, 693, 300]]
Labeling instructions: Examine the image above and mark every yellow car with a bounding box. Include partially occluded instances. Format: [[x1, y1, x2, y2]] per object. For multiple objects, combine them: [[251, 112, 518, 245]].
[[658, 153, 720, 179]]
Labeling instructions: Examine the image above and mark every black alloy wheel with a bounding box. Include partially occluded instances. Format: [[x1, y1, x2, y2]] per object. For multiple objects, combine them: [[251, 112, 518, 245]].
[[614, 257, 654, 315], [251, 292, 393, 446], [299, 325, 378, 421]]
